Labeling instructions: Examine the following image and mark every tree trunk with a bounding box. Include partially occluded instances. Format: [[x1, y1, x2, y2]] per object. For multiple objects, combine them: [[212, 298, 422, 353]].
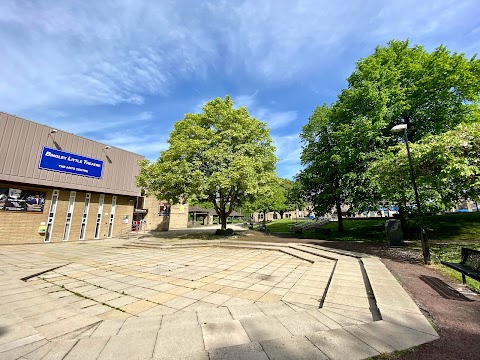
[[398, 203, 408, 235], [335, 199, 344, 232], [220, 211, 227, 230]]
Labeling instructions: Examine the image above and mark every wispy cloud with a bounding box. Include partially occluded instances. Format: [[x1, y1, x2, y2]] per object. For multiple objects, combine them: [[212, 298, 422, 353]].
[[1, 0, 477, 114]]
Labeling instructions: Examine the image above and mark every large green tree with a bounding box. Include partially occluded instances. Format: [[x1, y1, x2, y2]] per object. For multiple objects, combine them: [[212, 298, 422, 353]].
[[300, 40, 480, 233], [341, 40, 480, 143], [368, 122, 480, 215], [136, 96, 277, 230], [297, 105, 352, 231]]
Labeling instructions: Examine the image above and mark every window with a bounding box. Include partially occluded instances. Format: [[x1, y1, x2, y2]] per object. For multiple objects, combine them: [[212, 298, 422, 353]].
[[79, 193, 91, 240], [107, 196, 117, 238], [94, 194, 105, 239], [62, 191, 76, 241], [44, 190, 59, 243]]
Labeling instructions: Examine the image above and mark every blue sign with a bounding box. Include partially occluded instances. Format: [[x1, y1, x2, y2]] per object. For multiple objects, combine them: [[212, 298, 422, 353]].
[[39, 147, 103, 179]]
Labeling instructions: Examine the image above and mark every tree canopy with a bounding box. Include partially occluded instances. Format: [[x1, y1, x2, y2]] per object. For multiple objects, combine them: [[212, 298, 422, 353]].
[[245, 177, 305, 220], [368, 122, 480, 213], [299, 40, 480, 232], [136, 96, 277, 230]]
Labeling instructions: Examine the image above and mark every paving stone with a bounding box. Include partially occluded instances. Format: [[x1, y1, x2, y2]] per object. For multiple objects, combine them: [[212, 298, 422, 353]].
[[36, 314, 101, 340], [324, 306, 374, 323], [208, 342, 269, 360], [97, 330, 157, 360], [236, 290, 265, 301], [307, 328, 380, 360], [317, 309, 366, 327], [183, 289, 212, 300], [40, 339, 79, 360], [183, 300, 219, 312], [91, 320, 124, 337], [105, 295, 138, 308], [64, 336, 110, 360], [227, 304, 265, 320], [257, 293, 283, 302], [161, 311, 198, 330], [276, 311, 329, 335], [154, 324, 205, 358], [148, 292, 178, 304], [137, 304, 177, 317], [216, 286, 243, 297], [163, 296, 197, 310], [197, 306, 233, 324], [95, 292, 122, 302], [25, 307, 78, 328], [379, 308, 437, 336], [282, 291, 319, 307], [81, 303, 113, 316], [202, 292, 232, 305], [0, 290, 44, 304], [0, 339, 48, 360], [71, 298, 99, 309], [261, 335, 329, 360], [201, 319, 250, 350], [118, 315, 161, 334], [222, 297, 255, 306], [0, 333, 45, 354], [240, 315, 292, 342], [120, 299, 157, 314], [8, 295, 50, 310], [357, 320, 439, 351], [0, 322, 39, 346], [344, 325, 396, 354], [55, 295, 84, 306], [98, 309, 132, 320], [154, 350, 209, 360], [168, 286, 193, 296], [0, 311, 24, 326], [256, 301, 296, 316]]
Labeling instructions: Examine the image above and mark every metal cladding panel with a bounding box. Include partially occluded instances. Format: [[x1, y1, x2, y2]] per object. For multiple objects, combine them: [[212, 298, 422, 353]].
[[0, 112, 143, 196]]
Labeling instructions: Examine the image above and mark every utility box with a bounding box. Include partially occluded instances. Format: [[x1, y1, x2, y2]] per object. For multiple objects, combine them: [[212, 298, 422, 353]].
[[385, 219, 404, 246]]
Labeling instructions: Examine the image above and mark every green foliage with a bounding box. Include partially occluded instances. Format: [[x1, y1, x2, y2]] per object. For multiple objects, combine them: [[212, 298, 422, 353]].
[[297, 104, 362, 231], [244, 177, 305, 218], [136, 96, 277, 229], [343, 40, 480, 142], [368, 123, 480, 212], [300, 40, 480, 224]]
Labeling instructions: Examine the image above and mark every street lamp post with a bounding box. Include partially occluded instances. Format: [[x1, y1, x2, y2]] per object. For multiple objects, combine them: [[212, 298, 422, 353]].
[[391, 124, 431, 264]]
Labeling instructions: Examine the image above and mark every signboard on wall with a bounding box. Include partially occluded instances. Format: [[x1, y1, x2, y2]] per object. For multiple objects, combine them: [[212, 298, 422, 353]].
[[0, 188, 46, 212], [39, 147, 103, 178]]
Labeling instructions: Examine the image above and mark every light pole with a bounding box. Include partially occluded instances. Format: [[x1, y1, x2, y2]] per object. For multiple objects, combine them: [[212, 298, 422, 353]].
[[391, 124, 430, 264]]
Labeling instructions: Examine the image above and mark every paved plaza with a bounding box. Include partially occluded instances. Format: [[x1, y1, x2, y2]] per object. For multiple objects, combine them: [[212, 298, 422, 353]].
[[0, 235, 439, 359]]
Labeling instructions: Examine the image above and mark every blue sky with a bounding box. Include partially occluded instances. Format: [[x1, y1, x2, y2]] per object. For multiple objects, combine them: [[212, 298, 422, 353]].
[[1, 1, 478, 179]]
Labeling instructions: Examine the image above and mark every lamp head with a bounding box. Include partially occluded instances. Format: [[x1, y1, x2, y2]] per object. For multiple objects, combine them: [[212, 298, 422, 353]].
[[50, 129, 58, 134], [104, 145, 111, 149], [391, 124, 407, 133]]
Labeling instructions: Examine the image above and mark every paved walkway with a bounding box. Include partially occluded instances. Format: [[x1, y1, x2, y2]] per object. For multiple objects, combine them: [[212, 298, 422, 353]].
[[0, 236, 438, 359]]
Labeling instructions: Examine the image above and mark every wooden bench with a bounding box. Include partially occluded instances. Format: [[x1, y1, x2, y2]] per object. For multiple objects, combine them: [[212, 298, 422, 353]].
[[441, 248, 480, 284]]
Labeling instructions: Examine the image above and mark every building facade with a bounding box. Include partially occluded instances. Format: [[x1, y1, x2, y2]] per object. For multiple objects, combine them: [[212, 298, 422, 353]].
[[0, 112, 187, 244]]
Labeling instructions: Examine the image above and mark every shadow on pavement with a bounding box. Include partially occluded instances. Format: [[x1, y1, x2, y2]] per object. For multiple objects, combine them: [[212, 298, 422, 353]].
[[419, 275, 473, 301]]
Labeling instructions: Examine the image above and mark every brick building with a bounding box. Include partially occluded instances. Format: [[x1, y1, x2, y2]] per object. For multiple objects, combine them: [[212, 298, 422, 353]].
[[0, 112, 187, 244]]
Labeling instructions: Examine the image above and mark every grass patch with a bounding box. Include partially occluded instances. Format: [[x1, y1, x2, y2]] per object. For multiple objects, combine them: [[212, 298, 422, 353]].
[[263, 212, 480, 243]]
